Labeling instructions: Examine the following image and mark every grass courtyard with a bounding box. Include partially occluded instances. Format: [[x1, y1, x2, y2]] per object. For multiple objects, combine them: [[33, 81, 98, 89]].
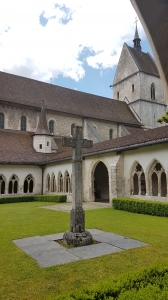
[[1, 201, 168, 299]]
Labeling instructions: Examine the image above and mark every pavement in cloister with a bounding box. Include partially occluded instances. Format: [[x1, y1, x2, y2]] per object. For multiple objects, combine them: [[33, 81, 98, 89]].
[[13, 202, 148, 268]]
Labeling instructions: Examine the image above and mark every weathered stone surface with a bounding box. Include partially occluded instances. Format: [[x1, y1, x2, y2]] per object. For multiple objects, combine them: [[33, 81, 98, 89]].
[[62, 125, 93, 246]]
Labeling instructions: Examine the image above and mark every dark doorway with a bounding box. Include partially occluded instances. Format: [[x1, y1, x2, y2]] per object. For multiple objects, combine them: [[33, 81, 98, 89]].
[[133, 173, 139, 195], [161, 172, 167, 197], [94, 162, 109, 202]]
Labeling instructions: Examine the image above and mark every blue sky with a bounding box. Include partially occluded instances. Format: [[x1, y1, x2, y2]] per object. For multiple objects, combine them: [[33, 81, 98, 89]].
[[0, 0, 153, 99]]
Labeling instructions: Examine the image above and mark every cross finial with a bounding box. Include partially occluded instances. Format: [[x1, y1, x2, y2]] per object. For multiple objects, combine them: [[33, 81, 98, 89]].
[[134, 16, 138, 26]]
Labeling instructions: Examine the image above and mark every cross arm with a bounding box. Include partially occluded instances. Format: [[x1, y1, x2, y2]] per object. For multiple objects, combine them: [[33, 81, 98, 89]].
[[62, 137, 76, 147]]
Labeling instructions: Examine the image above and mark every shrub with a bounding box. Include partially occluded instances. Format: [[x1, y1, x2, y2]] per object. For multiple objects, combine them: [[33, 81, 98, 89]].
[[112, 197, 168, 217], [0, 194, 66, 204], [56, 262, 168, 299]]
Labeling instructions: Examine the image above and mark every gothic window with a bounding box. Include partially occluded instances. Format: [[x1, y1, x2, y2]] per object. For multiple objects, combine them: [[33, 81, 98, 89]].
[[0, 175, 5, 194], [151, 83, 155, 100], [20, 116, 26, 131], [24, 174, 34, 193], [8, 175, 18, 194], [0, 113, 4, 129], [109, 129, 113, 140], [148, 160, 167, 197], [117, 92, 119, 100], [49, 120, 54, 134], [131, 163, 146, 195]]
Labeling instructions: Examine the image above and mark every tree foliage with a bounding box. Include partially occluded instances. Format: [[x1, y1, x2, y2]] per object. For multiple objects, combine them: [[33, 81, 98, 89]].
[[157, 111, 168, 123]]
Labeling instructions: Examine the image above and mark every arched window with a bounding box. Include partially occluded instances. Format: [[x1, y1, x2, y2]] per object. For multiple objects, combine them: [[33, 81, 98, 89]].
[[49, 120, 54, 134], [109, 129, 113, 140], [151, 83, 155, 100], [0, 113, 4, 129], [24, 174, 34, 193], [0, 175, 5, 194], [8, 175, 18, 194], [117, 92, 119, 100], [21, 116, 26, 131]]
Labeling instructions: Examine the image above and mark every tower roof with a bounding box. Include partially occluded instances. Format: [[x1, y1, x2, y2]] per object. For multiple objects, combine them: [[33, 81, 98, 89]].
[[133, 24, 141, 54], [35, 100, 51, 135]]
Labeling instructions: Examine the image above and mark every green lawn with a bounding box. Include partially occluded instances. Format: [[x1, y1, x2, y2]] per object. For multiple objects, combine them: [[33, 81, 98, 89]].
[[1, 202, 168, 300]]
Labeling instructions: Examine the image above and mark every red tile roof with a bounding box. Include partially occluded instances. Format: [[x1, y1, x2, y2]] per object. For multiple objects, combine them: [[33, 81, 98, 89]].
[[0, 126, 168, 165], [0, 71, 141, 126]]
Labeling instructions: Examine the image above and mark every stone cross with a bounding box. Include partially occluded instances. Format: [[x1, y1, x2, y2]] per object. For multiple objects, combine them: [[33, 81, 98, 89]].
[[62, 125, 93, 246]]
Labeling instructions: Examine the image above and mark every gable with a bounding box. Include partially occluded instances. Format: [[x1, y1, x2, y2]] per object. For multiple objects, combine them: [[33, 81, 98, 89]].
[[113, 43, 139, 85]]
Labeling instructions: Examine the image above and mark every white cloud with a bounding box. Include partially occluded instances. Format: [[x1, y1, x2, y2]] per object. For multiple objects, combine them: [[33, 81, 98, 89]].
[[0, 0, 145, 82]]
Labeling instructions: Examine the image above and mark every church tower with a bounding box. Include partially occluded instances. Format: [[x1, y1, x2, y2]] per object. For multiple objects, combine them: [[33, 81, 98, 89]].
[[112, 25, 166, 128], [33, 101, 57, 153]]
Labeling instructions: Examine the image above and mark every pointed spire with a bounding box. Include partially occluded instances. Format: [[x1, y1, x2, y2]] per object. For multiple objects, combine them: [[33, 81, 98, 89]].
[[133, 23, 142, 54], [35, 100, 50, 135]]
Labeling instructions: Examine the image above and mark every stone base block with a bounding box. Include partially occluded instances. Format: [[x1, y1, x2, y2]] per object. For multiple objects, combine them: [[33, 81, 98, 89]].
[[63, 230, 92, 247]]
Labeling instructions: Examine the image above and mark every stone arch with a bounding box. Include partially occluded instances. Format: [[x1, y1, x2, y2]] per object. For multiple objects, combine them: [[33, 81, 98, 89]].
[[51, 173, 56, 192], [8, 174, 19, 194], [0, 174, 6, 194], [130, 161, 146, 195], [23, 174, 34, 193], [91, 160, 109, 202], [147, 159, 167, 197], [46, 174, 50, 192], [64, 170, 70, 193], [57, 171, 63, 192]]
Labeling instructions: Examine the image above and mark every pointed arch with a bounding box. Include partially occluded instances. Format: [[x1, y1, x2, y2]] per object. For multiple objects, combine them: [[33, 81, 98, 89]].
[[57, 171, 63, 192], [24, 174, 34, 193], [0, 174, 6, 194], [46, 174, 50, 192], [147, 159, 167, 197], [8, 174, 19, 194], [64, 170, 70, 193], [51, 173, 56, 192], [130, 161, 146, 195], [91, 160, 109, 202]]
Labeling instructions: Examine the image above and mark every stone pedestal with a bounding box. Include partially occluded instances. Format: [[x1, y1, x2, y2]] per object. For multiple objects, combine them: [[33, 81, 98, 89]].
[[63, 208, 92, 247]]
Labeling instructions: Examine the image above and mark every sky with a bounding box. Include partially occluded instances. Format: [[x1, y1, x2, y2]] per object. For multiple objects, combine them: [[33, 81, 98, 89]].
[[0, 0, 153, 99]]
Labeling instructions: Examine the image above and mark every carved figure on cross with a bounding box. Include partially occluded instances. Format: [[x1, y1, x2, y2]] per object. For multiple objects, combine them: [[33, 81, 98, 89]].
[[62, 125, 93, 246]]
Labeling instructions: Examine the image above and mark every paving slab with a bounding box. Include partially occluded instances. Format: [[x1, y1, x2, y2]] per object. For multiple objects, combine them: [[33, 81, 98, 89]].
[[67, 242, 122, 260], [13, 229, 148, 268], [35, 249, 79, 267], [109, 238, 148, 250]]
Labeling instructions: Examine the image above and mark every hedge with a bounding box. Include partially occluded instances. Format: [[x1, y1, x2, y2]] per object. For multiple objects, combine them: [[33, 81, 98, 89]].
[[112, 197, 168, 217], [0, 194, 66, 204], [56, 262, 168, 299]]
